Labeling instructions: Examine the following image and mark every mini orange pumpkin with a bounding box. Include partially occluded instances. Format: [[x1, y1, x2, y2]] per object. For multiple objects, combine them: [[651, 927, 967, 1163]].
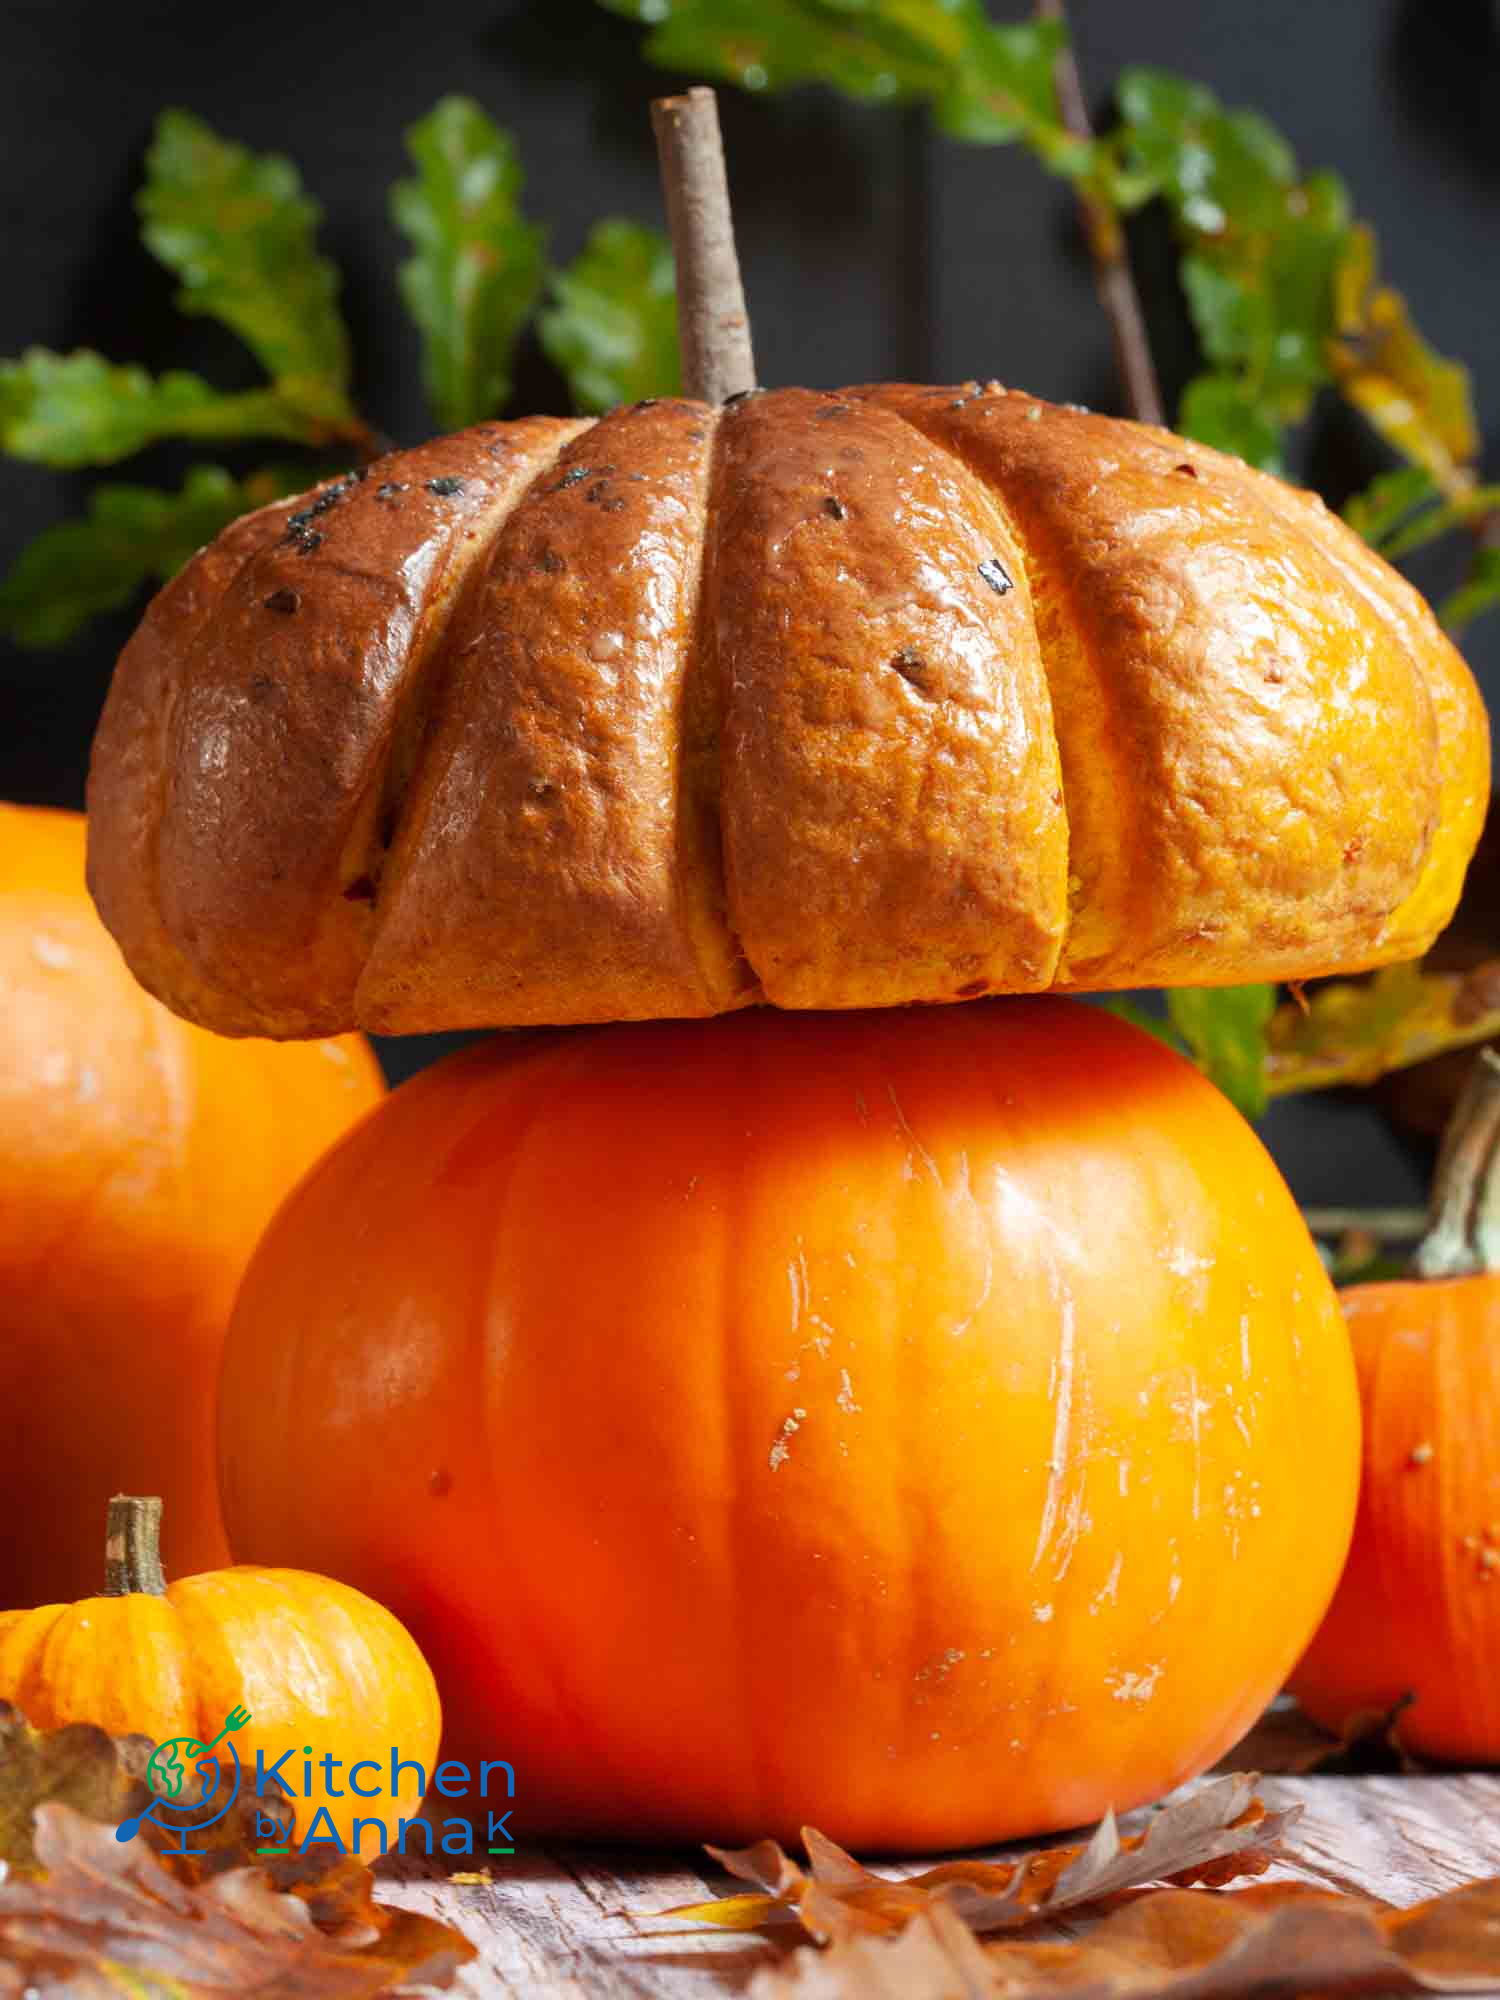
[[1292, 1049, 1500, 1761], [221, 999, 1359, 1849], [0, 1496, 441, 1858], [0, 803, 384, 1607]]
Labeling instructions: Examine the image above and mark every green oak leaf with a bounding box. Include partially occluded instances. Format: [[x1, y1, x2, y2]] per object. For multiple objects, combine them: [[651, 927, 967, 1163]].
[[1166, 985, 1276, 1121], [138, 110, 355, 430], [1257, 208, 1350, 405], [935, 17, 1069, 150], [1440, 547, 1500, 636], [539, 221, 680, 414], [1177, 374, 1285, 473], [599, 0, 1071, 156], [600, 0, 960, 101], [0, 465, 295, 648], [0, 349, 317, 468], [1117, 67, 1293, 238], [1341, 464, 1440, 550], [1179, 254, 1258, 371], [391, 96, 548, 433], [1094, 997, 1189, 1056]]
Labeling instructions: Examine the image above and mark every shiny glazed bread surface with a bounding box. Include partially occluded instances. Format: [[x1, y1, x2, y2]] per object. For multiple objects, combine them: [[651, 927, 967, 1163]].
[[87, 384, 1489, 1036]]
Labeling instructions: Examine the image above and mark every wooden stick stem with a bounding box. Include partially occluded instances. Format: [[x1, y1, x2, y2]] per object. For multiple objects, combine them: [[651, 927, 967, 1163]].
[[1038, 0, 1165, 428], [651, 87, 757, 405], [104, 1494, 167, 1596]]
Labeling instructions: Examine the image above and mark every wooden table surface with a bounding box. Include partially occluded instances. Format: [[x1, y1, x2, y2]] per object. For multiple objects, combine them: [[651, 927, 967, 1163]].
[[377, 1708, 1500, 1996]]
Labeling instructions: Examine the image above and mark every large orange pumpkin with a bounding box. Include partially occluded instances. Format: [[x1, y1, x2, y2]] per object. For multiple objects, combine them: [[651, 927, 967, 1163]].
[[1292, 1049, 1500, 1760], [0, 803, 384, 1607], [220, 999, 1358, 1849]]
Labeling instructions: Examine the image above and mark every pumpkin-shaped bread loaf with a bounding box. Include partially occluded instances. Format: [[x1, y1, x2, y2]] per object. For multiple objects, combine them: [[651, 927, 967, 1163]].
[[87, 384, 1488, 1039]]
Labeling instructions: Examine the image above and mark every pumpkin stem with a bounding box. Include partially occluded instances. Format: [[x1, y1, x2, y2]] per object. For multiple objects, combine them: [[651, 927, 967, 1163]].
[[104, 1495, 167, 1596], [650, 87, 757, 406], [1414, 1049, 1500, 1279]]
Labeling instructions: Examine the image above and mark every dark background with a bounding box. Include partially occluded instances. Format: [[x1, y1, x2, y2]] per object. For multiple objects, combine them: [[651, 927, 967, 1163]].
[[4, 0, 1497, 1206]]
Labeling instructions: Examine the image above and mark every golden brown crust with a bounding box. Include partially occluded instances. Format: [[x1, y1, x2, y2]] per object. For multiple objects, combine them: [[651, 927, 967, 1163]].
[[90, 423, 581, 1034], [87, 386, 1489, 1037], [359, 400, 746, 1030], [863, 384, 1479, 990], [714, 389, 1066, 1007]]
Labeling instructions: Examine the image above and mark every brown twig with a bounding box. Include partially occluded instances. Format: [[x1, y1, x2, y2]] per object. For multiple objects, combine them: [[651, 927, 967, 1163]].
[[651, 87, 757, 405], [1038, 0, 1165, 428]]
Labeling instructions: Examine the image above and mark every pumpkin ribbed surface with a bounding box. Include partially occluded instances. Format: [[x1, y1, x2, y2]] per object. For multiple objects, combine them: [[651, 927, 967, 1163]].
[[220, 999, 1360, 1847], [0, 804, 383, 1607]]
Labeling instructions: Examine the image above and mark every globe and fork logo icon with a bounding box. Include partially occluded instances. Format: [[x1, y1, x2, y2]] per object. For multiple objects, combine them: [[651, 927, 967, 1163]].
[[116, 1703, 252, 1856]]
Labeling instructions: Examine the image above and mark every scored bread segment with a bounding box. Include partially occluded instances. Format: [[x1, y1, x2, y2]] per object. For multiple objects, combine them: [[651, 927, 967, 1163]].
[[713, 388, 1068, 1008], [870, 384, 1459, 990], [1225, 462, 1489, 968], [359, 399, 749, 1030], [89, 421, 581, 1036], [85, 495, 308, 1034]]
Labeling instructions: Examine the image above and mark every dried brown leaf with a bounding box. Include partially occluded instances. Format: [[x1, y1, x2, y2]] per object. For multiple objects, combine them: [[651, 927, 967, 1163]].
[[0, 1699, 387, 1951], [749, 1876, 1500, 1999], [1233, 1696, 1430, 1778], [0, 1802, 473, 1997], [0, 1701, 154, 1874], [662, 1774, 1297, 1940]]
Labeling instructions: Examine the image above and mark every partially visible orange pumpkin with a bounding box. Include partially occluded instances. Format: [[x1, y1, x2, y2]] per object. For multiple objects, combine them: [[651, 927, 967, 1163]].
[[0, 1496, 440, 1857], [1292, 1049, 1500, 1761], [220, 998, 1360, 1850], [0, 804, 384, 1607]]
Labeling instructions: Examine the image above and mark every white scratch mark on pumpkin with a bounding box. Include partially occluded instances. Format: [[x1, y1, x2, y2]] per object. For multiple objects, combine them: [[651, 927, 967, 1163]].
[[886, 1082, 940, 1185], [769, 1408, 807, 1471], [1052, 1482, 1087, 1583], [915, 1648, 965, 1683], [1118, 1459, 1130, 1496], [31, 934, 72, 970], [1240, 1313, 1252, 1379], [788, 1244, 809, 1333], [1091, 1551, 1123, 1613], [1108, 1663, 1163, 1703], [1166, 1245, 1210, 1281], [947, 1242, 994, 1340], [1224, 1479, 1244, 1559], [836, 1369, 861, 1414], [318, 1039, 351, 1068], [993, 1173, 1084, 1264], [1032, 1297, 1076, 1571], [1185, 1372, 1208, 1522], [76, 1066, 99, 1104], [1033, 1603, 1054, 1623], [1231, 1405, 1252, 1447]]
